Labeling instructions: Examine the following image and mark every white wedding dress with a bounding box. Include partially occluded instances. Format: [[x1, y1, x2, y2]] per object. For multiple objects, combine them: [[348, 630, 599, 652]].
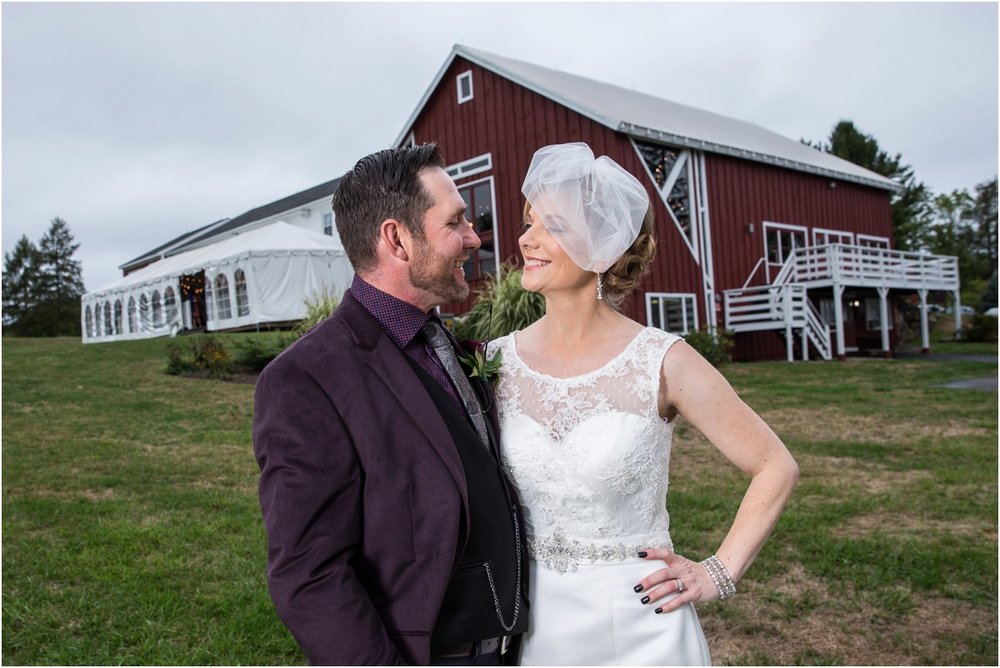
[[488, 328, 711, 665]]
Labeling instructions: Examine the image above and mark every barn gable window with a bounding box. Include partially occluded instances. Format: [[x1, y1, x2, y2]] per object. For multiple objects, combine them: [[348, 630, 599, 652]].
[[323, 212, 334, 236], [646, 293, 698, 334], [634, 141, 695, 253], [234, 269, 250, 317], [457, 70, 473, 104]]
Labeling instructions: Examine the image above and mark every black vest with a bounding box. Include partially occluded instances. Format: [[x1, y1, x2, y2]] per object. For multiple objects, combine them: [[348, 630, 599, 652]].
[[406, 358, 528, 645]]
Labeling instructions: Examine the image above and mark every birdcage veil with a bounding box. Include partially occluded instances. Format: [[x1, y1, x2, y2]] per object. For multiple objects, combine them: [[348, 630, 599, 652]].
[[521, 143, 649, 273]]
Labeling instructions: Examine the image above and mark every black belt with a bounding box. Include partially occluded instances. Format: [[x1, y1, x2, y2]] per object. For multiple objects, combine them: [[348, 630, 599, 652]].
[[431, 636, 510, 659]]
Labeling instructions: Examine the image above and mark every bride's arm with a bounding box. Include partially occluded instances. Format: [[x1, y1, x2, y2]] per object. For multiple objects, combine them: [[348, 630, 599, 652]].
[[638, 340, 798, 612]]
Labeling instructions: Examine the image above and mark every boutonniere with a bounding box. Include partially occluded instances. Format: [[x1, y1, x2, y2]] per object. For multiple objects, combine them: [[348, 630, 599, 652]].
[[458, 339, 503, 386]]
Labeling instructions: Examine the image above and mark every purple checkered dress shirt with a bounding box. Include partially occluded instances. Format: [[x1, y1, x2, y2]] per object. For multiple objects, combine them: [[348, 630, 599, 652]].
[[351, 275, 463, 408]]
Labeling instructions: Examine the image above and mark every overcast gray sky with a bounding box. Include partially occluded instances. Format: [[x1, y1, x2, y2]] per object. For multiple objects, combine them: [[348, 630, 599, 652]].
[[3, 2, 997, 293]]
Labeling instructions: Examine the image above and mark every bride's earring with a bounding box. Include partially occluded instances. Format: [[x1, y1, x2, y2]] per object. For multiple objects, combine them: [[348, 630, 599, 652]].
[[597, 272, 604, 301]]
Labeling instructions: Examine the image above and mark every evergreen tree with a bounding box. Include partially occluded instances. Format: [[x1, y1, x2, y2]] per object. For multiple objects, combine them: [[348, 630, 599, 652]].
[[2, 218, 85, 336], [808, 120, 931, 250], [2, 235, 41, 330], [970, 177, 998, 274]]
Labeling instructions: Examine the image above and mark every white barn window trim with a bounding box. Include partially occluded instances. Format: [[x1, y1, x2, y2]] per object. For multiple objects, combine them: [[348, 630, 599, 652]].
[[457, 70, 473, 104], [646, 293, 698, 334], [445, 153, 492, 180]]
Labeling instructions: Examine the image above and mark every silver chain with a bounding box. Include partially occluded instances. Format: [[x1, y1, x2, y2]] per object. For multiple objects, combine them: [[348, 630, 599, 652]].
[[483, 506, 522, 632]]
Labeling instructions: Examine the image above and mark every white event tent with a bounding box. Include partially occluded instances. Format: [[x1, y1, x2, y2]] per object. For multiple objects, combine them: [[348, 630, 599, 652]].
[[81, 222, 353, 343]]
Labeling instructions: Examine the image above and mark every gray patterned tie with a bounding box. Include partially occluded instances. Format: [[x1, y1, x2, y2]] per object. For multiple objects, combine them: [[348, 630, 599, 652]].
[[422, 321, 490, 448]]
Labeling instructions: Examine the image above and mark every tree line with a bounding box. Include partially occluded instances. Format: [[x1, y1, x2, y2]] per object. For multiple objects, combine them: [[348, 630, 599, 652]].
[[3, 218, 86, 336], [808, 120, 998, 309]]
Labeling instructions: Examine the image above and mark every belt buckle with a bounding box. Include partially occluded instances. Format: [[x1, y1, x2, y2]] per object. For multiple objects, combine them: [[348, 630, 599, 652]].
[[500, 635, 511, 655]]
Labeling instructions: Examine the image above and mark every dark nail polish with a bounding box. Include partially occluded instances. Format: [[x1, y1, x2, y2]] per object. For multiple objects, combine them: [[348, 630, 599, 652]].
[[637, 551, 648, 558], [633, 584, 643, 593], [641, 595, 650, 604], [655, 607, 663, 614]]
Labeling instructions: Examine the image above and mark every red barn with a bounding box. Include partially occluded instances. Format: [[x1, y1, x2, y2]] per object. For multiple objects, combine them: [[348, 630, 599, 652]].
[[395, 45, 960, 360]]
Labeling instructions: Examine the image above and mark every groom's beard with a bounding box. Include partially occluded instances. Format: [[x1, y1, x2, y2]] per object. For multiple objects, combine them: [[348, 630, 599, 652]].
[[409, 240, 470, 305]]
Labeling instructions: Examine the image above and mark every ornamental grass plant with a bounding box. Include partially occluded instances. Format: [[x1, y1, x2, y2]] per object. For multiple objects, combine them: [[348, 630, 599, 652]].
[[2, 335, 997, 665]]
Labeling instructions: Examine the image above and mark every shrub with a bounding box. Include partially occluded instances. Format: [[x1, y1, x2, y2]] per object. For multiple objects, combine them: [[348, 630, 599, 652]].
[[295, 288, 341, 337], [453, 263, 545, 341], [192, 335, 234, 378], [961, 314, 998, 343], [683, 327, 735, 367], [165, 343, 194, 375], [232, 334, 296, 372]]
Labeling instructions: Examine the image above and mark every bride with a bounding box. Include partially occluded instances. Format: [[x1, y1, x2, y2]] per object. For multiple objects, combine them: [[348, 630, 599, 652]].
[[487, 143, 799, 665]]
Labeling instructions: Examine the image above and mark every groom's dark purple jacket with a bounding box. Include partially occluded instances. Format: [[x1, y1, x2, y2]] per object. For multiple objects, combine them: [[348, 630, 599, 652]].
[[254, 289, 518, 665]]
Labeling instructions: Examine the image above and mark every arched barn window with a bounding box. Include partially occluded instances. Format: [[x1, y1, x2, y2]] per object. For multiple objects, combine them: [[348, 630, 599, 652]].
[[164, 286, 178, 324], [85, 305, 94, 338], [204, 279, 214, 323], [152, 290, 162, 327], [127, 297, 137, 333], [234, 269, 249, 317], [114, 300, 123, 334], [139, 294, 149, 331], [214, 274, 232, 320], [103, 302, 113, 335]]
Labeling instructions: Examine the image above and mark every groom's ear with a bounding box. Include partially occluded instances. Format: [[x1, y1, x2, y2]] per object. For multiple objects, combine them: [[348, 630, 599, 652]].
[[379, 219, 411, 262]]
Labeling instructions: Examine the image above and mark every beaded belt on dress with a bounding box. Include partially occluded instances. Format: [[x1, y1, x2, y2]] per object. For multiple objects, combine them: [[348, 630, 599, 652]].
[[528, 528, 672, 574]]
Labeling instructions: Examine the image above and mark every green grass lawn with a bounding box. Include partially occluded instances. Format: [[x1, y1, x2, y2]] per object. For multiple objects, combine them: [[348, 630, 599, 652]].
[[3, 335, 997, 665]]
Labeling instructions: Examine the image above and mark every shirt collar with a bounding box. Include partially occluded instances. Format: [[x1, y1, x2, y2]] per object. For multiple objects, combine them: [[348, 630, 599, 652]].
[[351, 274, 435, 349]]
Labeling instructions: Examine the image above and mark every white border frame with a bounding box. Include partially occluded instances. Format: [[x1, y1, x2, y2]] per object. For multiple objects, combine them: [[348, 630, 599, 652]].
[[856, 234, 890, 248]]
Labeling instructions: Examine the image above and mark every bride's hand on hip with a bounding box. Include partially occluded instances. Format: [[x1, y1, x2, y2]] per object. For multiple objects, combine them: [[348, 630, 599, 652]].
[[633, 548, 719, 614]]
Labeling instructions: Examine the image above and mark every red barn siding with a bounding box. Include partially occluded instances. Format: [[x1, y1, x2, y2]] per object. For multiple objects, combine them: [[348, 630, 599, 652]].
[[402, 56, 897, 360], [408, 56, 702, 321]]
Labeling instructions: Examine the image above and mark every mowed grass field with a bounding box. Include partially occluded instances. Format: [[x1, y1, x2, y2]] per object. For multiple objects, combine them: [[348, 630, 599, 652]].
[[3, 334, 997, 665]]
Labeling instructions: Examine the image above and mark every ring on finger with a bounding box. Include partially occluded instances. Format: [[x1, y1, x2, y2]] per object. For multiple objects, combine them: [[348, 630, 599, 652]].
[[676, 579, 685, 593]]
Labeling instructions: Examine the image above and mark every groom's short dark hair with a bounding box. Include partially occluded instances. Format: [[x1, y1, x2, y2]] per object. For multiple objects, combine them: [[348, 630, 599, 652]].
[[332, 143, 447, 272]]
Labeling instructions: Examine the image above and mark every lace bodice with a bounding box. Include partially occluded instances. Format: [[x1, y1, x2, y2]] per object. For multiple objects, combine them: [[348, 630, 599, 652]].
[[487, 328, 681, 572]]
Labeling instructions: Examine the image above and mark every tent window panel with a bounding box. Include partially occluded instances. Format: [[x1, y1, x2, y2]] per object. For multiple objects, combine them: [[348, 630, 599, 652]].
[[152, 291, 163, 327], [215, 274, 232, 320], [127, 297, 137, 333], [139, 295, 150, 329], [103, 302, 113, 335], [235, 269, 250, 317], [85, 306, 93, 338], [164, 287, 178, 323], [114, 300, 123, 334]]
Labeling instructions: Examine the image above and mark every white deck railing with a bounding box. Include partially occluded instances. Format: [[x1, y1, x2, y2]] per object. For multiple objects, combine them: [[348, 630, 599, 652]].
[[777, 244, 959, 291], [723, 284, 832, 360]]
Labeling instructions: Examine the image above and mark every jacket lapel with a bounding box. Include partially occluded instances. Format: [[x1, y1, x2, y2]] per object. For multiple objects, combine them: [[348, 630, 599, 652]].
[[335, 292, 470, 516]]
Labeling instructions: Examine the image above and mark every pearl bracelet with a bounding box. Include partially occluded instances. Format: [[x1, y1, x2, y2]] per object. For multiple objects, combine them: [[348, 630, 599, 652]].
[[701, 554, 737, 600]]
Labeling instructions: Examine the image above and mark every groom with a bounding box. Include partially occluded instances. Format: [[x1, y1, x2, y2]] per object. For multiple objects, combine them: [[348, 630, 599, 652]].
[[254, 144, 528, 665]]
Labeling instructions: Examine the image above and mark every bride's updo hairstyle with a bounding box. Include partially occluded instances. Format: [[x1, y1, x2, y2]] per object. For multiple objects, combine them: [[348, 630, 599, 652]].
[[602, 205, 656, 309], [521, 142, 653, 309]]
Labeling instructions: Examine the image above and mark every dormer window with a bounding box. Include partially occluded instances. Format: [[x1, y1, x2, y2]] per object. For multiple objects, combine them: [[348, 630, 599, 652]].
[[457, 70, 473, 104]]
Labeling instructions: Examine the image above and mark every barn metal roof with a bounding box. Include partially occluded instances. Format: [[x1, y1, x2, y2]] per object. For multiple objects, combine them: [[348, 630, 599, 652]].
[[397, 44, 901, 193]]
